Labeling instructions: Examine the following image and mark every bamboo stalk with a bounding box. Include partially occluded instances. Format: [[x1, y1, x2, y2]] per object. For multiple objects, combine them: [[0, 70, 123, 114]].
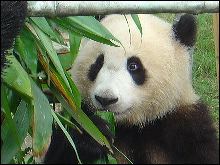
[[27, 1, 219, 17]]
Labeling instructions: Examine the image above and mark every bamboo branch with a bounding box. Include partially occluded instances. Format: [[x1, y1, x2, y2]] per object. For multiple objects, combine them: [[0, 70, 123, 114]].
[[27, 1, 219, 17]]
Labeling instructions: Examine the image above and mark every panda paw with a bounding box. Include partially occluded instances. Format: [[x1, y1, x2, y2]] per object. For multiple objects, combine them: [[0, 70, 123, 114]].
[[70, 114, 115, 162], [44, 113, 114, 164]]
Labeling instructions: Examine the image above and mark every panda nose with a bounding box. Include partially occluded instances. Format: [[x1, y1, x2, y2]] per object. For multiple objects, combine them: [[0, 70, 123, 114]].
[[95, 95, 118, 106]]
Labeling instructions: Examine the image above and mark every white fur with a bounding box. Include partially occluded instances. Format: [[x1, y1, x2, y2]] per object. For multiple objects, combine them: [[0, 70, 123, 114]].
[[71, 14, 199, 127]]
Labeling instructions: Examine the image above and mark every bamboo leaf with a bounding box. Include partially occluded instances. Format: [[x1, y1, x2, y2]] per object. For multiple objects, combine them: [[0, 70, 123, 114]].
[[1, 85, 19, 145], [1, 100, 31, 164], [69, 33, 82, 62], [51, 16, 120, 47], [54, 112, 82, 133], [30, 17, 60, 43], [38, 56, 106, 151], [1, 55, 33, 99], [68, 16, 121, 44], [64, 68, 81, 108], [30, 20, 71, 90], [38, 55, 80, 110], [107, 154, 118, 164], [58, 52, 73, 69], [50, 82, 112, 152], [51, 110, 82, 163], [15, 26, 38, 75], [95, 111, 115, 133], [131, 14, 142, 37], [31, 79, 53, 155]]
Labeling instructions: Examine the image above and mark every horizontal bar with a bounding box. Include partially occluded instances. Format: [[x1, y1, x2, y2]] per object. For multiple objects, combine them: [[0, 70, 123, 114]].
[[27, 1, 219, 17]]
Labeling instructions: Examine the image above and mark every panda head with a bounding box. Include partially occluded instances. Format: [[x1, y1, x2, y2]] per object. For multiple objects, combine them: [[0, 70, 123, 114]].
[[71, 14, 199, 127]]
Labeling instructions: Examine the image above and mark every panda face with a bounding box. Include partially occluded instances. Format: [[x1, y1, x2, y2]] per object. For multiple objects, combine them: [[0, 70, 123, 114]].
[[71, 14, 199, 126], [88, 54, 146, 85], [87, 52, 146, 115]]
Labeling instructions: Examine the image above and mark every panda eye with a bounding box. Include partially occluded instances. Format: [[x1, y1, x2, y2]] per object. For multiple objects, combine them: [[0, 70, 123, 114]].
[[88, 54, 104, 81], [127, 56, 146, 85], [128, 62, 139, 71]]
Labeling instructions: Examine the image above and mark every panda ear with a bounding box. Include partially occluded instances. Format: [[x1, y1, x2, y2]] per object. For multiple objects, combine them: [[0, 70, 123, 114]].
[[172, 14, 197, 47]]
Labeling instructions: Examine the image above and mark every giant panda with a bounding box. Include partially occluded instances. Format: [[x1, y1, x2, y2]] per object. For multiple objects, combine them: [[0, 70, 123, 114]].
[[44, 14, 219, 164]]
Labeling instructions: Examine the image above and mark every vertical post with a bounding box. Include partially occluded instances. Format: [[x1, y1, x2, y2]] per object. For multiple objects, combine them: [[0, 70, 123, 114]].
[[212, 13, 219, 88]]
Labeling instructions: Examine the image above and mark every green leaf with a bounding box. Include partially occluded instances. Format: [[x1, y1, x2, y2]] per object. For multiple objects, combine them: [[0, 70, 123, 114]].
[[50, 82, 112, 152], [131, 14, 142, 37], [30, 19, 71, 90], [1, 86, 20, 114], [51, 16, 120, 47], [93, 111, 116, 164], [15, 26, 38, 75], [69, 16, 120, 44], [95, 111, 115, 133], [30, 17, 60, 43], [64, 68, 81, 108], [1, 85, 19, 144], [113, 145, 133, 164], [107, 154, 118, 164], [90, 156, 108, 164], [51, 110, 82, 164], [38, 51, 81, 109], [89, 153, 117, 164], [69, 32, 82, 62], [54, 111, 82, 133], [1, 55, 33, 99], [1, 100, 31, 164], [50, 64, 80, 109], [31, 79, 53, 155], [58, 52, 73, 69]]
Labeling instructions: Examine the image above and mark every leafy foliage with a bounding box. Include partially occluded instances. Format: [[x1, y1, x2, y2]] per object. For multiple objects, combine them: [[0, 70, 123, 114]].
[[1, 15, 130, 164]]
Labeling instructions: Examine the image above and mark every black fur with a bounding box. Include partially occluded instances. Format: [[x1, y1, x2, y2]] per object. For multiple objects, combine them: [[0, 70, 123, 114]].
[[173, 14, 197, 47], [44, 103, 114, 164], [114, 100, 219, 163], [88, 53, 104, 81], [1, 1, 27, 73], [45, 100, 219, 164], [127, 56, 146, 85]]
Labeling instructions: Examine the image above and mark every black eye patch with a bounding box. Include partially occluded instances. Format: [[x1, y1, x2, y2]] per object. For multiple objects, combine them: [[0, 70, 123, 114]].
[[88, 54, 104, 81], [127, 56, 146, 85]]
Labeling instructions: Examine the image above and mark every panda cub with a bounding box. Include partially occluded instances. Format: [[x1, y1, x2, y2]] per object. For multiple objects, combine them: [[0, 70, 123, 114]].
[[44, 14, 219, 164]]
